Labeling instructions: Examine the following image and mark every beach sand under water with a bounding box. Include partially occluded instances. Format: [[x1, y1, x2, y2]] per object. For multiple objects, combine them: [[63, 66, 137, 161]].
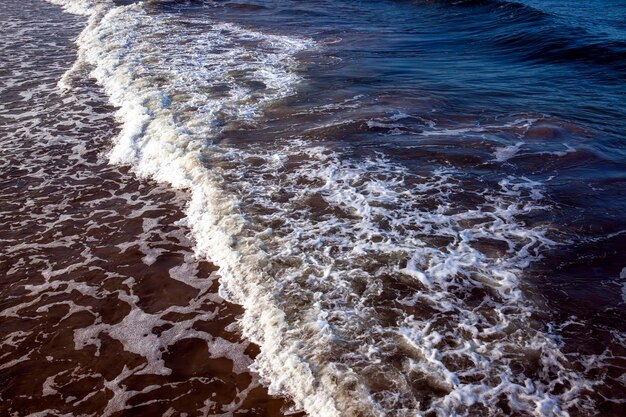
[[0, 1, 301, 415]]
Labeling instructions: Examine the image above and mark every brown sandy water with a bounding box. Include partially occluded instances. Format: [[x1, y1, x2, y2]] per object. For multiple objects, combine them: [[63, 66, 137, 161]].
[[0, 1, 299, 415]]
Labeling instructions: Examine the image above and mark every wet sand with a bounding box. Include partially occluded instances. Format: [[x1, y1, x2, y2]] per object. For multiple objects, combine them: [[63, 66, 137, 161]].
[[0, 1, 302, 415]]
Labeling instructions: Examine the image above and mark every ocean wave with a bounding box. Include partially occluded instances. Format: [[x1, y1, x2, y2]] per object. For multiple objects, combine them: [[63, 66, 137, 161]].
[[423, 0, 626, 74], [45, 0, 599, 415]]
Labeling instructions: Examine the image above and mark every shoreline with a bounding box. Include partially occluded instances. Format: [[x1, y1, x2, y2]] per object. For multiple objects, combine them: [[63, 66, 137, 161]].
[[0, 1, 301, 415]]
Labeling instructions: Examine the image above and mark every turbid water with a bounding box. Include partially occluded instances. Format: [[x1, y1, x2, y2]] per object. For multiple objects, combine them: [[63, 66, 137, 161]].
[[1, 0, 625, 416]]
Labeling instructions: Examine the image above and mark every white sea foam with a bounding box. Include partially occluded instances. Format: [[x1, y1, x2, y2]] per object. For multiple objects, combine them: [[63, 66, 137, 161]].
[[45, 1, 598, 416], [45, 0, 94, 16], [494, 141, 525, 161]]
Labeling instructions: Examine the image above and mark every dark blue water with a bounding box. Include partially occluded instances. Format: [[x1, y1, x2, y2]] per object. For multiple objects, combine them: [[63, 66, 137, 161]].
[[195, 1, 626, 266], [199, 0, 626, 224], [202, 0, 626, 126]]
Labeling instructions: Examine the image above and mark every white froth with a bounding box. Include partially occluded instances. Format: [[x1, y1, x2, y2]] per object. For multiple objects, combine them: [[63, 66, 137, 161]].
[[45, 0, 94, 16], [494, 141, 525, 162]]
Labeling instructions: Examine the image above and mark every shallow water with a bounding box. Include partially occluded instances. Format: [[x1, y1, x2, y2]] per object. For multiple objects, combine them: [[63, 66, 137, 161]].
[[1, 0, 625, 416], [0, 1, 300, 415]]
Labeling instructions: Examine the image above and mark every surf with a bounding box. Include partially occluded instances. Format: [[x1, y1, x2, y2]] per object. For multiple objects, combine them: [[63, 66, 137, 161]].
[[41, 1, 602, 416]]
